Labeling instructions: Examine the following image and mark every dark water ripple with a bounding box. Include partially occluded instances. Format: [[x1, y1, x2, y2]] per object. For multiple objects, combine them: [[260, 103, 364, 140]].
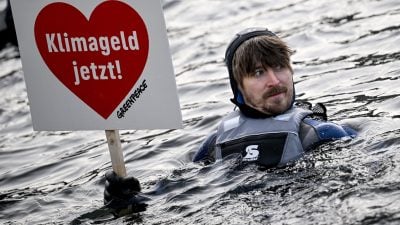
[[1, 0, 400, 224]]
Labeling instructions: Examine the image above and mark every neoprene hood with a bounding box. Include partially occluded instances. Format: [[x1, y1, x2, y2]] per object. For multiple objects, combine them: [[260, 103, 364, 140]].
[[224, 27, 295, 118]]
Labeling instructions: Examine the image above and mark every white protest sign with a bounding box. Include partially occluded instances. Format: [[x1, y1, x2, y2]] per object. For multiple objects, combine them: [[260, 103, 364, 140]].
[[11, 0, 182, 131]]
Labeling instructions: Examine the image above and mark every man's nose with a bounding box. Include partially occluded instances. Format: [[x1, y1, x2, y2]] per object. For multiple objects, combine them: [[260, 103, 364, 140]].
[[266, 68, 280, 86]]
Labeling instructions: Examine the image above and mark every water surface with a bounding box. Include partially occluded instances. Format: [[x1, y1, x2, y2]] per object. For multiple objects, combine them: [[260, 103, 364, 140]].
[[1, 0, 400, 224]]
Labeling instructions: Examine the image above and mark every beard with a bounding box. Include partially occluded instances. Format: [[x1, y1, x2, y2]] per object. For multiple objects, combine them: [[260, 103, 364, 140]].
[[262, 85, 288, 99], [252, 85, 292, 115]]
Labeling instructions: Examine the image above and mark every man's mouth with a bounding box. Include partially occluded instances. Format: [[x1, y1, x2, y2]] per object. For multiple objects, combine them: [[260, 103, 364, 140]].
[[263, 86, 287, 98]]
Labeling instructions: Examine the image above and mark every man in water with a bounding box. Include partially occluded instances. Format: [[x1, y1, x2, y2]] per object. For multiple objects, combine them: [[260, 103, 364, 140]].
[[104, 28, 356, 212]]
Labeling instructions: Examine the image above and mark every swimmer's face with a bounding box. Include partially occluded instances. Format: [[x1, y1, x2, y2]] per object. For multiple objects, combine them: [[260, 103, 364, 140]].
[[239, 64, 293, 115]]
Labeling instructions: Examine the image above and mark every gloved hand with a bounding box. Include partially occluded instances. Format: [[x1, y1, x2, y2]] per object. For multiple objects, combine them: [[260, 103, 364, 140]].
[[104, 171, 147, 212]]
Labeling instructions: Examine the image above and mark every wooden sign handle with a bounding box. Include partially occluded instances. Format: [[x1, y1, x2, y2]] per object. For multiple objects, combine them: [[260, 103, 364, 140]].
[[105, 130, 127, 177]]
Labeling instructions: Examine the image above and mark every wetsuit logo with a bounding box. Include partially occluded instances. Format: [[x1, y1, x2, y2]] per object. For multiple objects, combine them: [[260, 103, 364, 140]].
[[243, 145, 259, 161]]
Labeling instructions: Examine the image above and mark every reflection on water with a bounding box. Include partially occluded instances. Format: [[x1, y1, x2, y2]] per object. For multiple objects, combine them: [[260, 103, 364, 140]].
[[1, 0, 400, 224]]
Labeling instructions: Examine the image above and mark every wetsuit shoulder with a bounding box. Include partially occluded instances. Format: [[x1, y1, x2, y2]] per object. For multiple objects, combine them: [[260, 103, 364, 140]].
[[192, 131, 217, 163], [303, 118, 357, 139], [300, 117, 357, 150]]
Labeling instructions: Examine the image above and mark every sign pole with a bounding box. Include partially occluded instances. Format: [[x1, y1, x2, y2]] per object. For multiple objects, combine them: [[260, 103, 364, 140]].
[[105, 130, 127, 177]]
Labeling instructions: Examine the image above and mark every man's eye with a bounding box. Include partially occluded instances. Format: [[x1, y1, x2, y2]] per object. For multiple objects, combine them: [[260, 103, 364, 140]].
[[273, 65, 283, 71], [254, 69, 264, 77]]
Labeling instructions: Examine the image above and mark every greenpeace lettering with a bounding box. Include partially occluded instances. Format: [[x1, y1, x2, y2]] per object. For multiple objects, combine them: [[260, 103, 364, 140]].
[[117, 79, 148, 119], [45, 31, 140, 56]]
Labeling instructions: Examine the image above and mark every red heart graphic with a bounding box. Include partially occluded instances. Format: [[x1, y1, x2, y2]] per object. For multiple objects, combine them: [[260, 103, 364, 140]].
[[34, 1, 149, 119]]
